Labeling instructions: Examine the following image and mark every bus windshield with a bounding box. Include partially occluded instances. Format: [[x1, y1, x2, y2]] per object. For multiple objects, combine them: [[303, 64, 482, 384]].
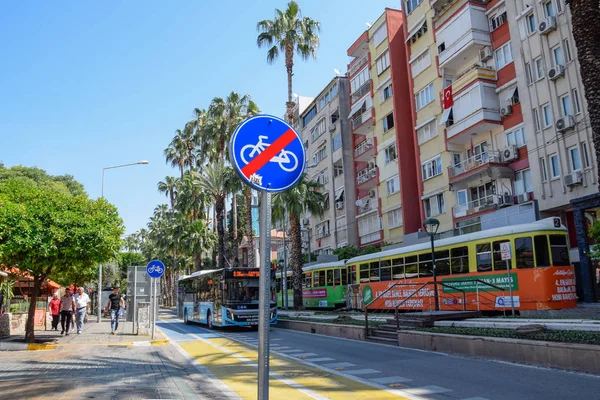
[[225, 278, 260, 303]]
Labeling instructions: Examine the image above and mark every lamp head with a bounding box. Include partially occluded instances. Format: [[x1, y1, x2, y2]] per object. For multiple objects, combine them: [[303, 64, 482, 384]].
[[423, 218, 440, 236], [138, 160, 149, 165]]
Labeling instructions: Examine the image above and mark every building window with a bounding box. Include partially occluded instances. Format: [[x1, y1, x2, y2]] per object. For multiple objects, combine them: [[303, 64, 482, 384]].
[[383, 112, 395, 132], [316, 169, 329, 185], [515, 169, 533, 195], [572, 89, 582, 114], [560, 94, 572, 117], [302, 106, 317, 127], [437, 42, 446, 54], [332, 133, 342, 152], [317, 83, 339, 111], [543, 1, 555, 17], [312, 145, 327, 165], [323, 193, 330, 210], [417, 120, 437, 145], [525, 62, 533, 85], [507, 126, 526, 148], [556, 0, 563, 13], [410, 49, 431, 77], [334, 163, 343, 177], [311, 118, 327, 142], [569, 146, 581, 172], [550, 154, 560, 178], [372, 23, 388, 47], [534, 57, 545, 80], [582, 142, 591, 168], [387, 208, 403, 229], [525, 13, 537, 34], [376, 51, 390, 75], [495, 42, 513, 69], [423, 193, 445, 218], [405, 0, 423, 14], [563, 39, 572, 62], [421, 156, 443, 180], [380, 84, 393, 103], [533, 108, 541, 132], [350, 67, 370, 94], [489, 9, 508, 31], [540, 157, 548, 181], [552, 45, 564, 67], [415, 84, 434, 111], [386, 175, 400, 195], [542, 104, 553, 128], [385, 144, 398, 164], [331, 109, 339, 125]]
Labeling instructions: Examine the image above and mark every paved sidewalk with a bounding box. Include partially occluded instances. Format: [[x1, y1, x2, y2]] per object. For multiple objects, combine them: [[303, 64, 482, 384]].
[[44, 318, 166, 345], [0, 319, 237, 400]]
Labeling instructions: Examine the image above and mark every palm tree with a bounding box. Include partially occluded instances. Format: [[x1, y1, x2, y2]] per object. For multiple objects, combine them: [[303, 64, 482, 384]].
[[569, 1, 600, 184], [272, 175, 325, 308], [164, 130, 188, 178], [195, 159, 234, 270], [256, 0, 320, 123], [157, 176, 179, 210]]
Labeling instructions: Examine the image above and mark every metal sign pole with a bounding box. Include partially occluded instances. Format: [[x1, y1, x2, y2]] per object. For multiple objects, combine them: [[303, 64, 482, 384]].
[[283, 207, 288, 310], [506, 260, 515, 316], [258, 191, 272, 400], [97, 264, 102, 323], [152, 277, 156, 340], [132, 266, 137, 334]]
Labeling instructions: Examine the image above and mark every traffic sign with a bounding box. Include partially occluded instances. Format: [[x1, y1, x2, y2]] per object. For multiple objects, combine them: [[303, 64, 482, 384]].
[[500, 242, 512, 260], [146, 259, 165, 278], [230, 114, 306, 192]]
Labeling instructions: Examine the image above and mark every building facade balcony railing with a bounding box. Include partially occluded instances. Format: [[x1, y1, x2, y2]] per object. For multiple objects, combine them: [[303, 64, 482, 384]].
[[357, 167, 377, 185], [348, 54, 368, 77], [452, 194, 515, 218], [448, 150, 505, 179], [351, 82, 371, 104], [451, 65, 497, 93], [354, 137, 375, 158], [356, 195, 375, 216]]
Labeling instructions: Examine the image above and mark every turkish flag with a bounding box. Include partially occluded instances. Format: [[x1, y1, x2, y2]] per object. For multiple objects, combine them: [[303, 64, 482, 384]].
[[443, 86, 453, 109]]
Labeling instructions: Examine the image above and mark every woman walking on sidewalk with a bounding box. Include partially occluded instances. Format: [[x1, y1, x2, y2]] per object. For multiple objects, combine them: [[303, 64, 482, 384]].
[[48, 293, 61, 331], [59, 288, 75, 336], [105, 287, 125, 335]]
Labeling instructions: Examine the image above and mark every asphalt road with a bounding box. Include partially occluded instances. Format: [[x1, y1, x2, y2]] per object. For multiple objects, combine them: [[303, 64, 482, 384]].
[[158, 317, 600, 400]]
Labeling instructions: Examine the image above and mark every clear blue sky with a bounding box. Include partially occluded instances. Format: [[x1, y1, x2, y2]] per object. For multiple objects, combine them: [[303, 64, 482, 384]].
[[0, 1, 399, 235]]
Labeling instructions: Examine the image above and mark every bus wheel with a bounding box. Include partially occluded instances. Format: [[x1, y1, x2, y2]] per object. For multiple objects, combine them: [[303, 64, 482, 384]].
[[207, 311, 213, 329], [183, 309, 189, 325]]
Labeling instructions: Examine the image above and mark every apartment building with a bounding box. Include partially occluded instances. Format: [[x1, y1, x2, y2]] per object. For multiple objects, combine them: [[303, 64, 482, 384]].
[[506, 0, 597, 247], [295, 76, 358, 256]]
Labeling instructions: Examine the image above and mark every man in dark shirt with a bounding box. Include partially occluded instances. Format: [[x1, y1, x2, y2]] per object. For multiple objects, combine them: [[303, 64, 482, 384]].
[[105, 287, 125, 335]]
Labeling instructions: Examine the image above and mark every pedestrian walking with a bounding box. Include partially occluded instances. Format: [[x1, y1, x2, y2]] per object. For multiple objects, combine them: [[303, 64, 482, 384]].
[[59, 288, 75, 336], [48, 293, 61, 331], [73, 287, 90, 334], [105, 286, 125, 335]]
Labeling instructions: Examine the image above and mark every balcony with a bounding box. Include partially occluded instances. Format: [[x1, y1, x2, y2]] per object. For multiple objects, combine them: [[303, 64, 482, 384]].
[[348, 54, 368, 77], [360, 230, 382, 247], [436, 3, 491, 72], [357, 167, 377, 189], [445, 82, 501, 143], [356, 195, 376, 216], [453, 194, 515, 218], [354, 137, 376, 162], [351, 82, 371, 104], [452, 65, 496, 94], [448, 150, 515, 186]]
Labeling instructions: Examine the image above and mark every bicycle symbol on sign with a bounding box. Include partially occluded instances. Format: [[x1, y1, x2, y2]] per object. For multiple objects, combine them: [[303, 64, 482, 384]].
[[240, 135, 299, 172], [148, 265, 164, 274]]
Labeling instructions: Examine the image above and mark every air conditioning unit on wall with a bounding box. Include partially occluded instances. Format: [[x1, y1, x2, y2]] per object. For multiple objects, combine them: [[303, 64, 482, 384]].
[[479, 46, 493, 62], [336, 201, 344, 210], [517, 193, 530, 204], [502, 145, 518, 162], [539, 17, 557, 35], [368, 189, 376, 198], [556, 115, 575, 132], [500, 105, 513, 117], [565, 171, 583, 186], [548, 65, 565, 81]]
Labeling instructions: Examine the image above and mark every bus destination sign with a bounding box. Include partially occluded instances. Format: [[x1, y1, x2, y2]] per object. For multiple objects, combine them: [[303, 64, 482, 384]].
[[233, 270, 260, 278]]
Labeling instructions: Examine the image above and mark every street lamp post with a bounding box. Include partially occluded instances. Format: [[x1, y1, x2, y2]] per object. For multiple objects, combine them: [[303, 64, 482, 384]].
[[98, 160, 149, 323], [423, 218, 441, 312]]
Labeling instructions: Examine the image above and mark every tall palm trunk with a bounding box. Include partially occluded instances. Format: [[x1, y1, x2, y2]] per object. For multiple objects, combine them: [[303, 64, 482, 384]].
[[245, 187, 255, 268], [570, 0, 600, 185], [289, 214, 303, 309], [285, 44, 295, 123], [216, 197, 226, 269]]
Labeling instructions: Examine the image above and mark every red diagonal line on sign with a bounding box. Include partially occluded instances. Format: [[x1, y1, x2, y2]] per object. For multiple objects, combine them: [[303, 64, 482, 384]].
[[241, 129, 297, 178]]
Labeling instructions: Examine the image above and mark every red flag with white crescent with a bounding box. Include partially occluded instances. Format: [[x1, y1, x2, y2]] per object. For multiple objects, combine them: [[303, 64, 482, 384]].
[[443, 86, 453, 109]]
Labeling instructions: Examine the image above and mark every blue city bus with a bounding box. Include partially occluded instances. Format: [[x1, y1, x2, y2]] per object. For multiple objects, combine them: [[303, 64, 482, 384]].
[[178, 268, 277, 328]]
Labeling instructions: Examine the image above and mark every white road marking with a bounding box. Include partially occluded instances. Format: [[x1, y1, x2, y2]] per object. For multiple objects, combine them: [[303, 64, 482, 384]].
[[292, 353, 319, 358], [371, 376, 413, 384], [303, 357, 335, 363], [404, 385, 452, 395], [322, 362, 356, 368], [461, 397, 490, 400], [278, 349, 305, 353], [344, 368, 381, 375]]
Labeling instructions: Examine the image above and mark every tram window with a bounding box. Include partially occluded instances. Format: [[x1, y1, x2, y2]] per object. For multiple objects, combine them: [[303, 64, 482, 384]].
[[391, 258, 404, 279], [276, 278, 281, 292], [476, 243, 493, 272], [405, 255, 418, 278], [451, 246, 469, 274], [534, 236, 551, 267], [327, 270, 334, 286], [304, 273, 312, 288], [360, 264, 370, 283], [550, 235, 570, 266], [515, 237, 534, 269], [370, 262, 380, 281], [380, 260, 392, 281], [341, 268, 348, 285], [334, 269, 341, 285], [348, 265, 357, 284], [319, 271, 326, 287], [436, 250, 450, 276], [419, 252, 433, 277], [492, 241, 510, 271]]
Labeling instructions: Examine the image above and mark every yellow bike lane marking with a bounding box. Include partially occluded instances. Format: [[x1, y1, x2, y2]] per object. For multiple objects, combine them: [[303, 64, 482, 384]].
[[179, 336, 416, 400]]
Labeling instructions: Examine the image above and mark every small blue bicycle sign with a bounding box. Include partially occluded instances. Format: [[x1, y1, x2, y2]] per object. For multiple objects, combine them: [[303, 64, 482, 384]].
[[146, 260, 165, 278], [230, 114, 305, 192]]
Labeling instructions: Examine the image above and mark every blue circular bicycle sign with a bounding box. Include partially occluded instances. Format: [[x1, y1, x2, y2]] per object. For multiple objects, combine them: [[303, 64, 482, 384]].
[[146, 260, 165, 278], [230, 114, 305, 192]]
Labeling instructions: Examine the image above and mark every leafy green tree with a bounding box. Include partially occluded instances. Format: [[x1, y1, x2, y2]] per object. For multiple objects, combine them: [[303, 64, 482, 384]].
[[0, 179, 123, 342], [0, 165, 85, 196], [257, 0, 320, 123], [272, 175, 325, 308]]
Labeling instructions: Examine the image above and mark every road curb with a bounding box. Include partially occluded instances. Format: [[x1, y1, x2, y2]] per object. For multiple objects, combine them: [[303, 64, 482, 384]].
[[0, 341, 57, 351]]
